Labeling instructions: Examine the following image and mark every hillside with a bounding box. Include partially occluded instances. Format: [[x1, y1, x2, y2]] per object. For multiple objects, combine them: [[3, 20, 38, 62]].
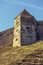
[[0, 41, 43, 65], [0, 27, 14, 46], [0, 27, 43, 65]]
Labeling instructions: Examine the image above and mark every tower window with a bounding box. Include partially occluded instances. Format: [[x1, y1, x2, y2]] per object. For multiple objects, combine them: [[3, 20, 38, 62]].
[[26, 27, 30, 29], [15, 38, 18, 41], [16, 30, 18, 32], [26, 26, 32, 33]]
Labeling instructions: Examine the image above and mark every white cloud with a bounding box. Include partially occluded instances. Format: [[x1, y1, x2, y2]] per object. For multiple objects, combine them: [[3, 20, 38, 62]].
[[4, 0, 43, 10]]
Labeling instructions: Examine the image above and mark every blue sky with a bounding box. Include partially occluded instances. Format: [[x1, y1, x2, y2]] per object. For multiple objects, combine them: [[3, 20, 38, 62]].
[[0, 0, 43, 32]]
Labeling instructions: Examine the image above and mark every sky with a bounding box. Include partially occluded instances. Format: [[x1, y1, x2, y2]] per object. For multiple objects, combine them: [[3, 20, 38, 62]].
[[0, 0, 43, 32]]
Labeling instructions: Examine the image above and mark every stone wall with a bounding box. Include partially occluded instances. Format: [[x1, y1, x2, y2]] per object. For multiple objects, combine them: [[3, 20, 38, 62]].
[[13, 15, 21, 47], [37, 21, 43, 40], [21, 15, 36, 45]]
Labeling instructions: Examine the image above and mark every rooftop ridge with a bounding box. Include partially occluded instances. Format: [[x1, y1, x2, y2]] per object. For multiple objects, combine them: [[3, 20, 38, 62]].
[[14, 9, 33, 19]]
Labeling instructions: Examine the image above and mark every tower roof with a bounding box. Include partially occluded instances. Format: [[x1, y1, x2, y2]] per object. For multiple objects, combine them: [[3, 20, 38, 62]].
[[15, 9, 33, 19], [20, 9, 32, 16]]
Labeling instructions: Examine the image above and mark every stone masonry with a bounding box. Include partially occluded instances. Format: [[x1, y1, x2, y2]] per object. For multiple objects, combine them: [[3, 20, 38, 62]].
[[13, 9, 43, 47]]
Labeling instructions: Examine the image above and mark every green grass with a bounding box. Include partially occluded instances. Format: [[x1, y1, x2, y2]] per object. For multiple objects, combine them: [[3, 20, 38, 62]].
[[0, 41, 43, 65]]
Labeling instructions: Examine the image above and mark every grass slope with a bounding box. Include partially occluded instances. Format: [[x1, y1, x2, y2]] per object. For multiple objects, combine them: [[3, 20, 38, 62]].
[[0, 41, 43, 65]]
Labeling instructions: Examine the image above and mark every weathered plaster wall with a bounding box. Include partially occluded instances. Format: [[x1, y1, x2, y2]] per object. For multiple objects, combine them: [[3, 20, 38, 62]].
[[13, 15, 21, 47]]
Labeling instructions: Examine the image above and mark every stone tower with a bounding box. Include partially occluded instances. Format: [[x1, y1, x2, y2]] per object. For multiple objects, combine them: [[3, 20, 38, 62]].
[[13, 9, 37, 47]]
